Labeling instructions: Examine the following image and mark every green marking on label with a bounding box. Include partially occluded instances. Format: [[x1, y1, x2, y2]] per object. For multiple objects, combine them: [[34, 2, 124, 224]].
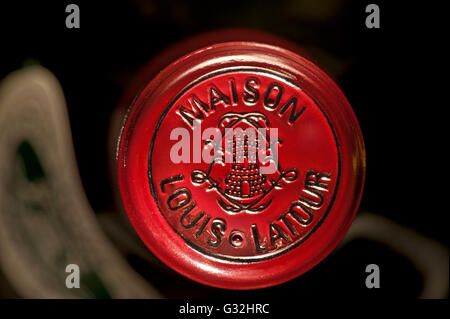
[[17, 141, 46, 182], [22, 57, 41, 68], [81, 271, 112, 299]]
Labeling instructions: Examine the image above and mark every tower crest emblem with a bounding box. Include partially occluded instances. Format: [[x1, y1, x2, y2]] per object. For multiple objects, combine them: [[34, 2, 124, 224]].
[[191, 112, 297, 213]]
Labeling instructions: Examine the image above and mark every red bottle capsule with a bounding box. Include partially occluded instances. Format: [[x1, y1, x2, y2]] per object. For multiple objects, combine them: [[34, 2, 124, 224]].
[[117, 41, 365, 289]]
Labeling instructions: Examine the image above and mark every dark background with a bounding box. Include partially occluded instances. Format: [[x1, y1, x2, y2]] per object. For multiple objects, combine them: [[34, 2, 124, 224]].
[[0, 0, 443, 298]]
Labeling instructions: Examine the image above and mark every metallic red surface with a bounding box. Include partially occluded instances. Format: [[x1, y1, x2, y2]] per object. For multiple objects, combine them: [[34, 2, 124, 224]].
[[117, 42, 365, 289]]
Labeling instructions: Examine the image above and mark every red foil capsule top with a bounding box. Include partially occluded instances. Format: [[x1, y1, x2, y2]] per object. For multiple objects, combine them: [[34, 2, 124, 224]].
[[117, 42, 365, 289]]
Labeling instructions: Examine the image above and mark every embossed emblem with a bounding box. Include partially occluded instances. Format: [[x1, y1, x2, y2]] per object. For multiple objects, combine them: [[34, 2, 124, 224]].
[[149, 69, 340, 261], [191, 112, 298, 213], [118, 42, 365, 288]]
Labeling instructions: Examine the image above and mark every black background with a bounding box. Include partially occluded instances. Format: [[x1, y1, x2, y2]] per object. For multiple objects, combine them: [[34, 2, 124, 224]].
[[0, 0, 444, 299]]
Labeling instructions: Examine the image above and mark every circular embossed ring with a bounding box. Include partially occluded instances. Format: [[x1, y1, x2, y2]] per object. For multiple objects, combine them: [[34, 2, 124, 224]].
[[117, 42, 365, 289]]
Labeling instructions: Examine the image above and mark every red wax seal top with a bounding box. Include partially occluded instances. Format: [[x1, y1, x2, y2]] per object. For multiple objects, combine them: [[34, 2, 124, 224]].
[[117, 42, 365, 289]]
